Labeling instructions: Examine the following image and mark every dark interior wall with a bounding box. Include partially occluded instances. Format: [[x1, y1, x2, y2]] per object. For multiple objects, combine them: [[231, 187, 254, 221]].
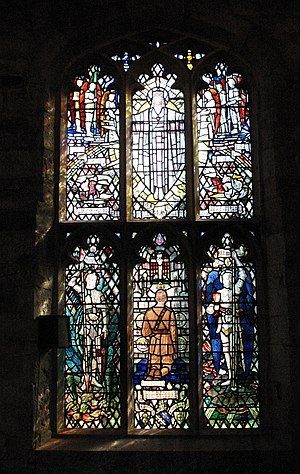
[[0, 1, 299, 473]]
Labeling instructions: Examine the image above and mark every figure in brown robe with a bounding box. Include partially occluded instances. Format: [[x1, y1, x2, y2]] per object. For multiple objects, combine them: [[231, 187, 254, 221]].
[[142, 290, 177, 380]]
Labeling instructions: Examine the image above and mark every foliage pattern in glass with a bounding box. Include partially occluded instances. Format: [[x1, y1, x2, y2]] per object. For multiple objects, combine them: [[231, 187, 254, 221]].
[[65, 235, 121, 428], [67, 66, 120, 221], [133, 233, 190, 429], [197, 63, 253, 219], [201, 233, 259, 428], [132, 64, 186, 219]]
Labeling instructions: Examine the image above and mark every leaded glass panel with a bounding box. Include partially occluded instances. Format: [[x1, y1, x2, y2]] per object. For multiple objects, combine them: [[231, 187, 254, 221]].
[[64, 235, 121, 428], [197, 63, 253, 219], [61, 43, 260, 433], [67, 65, 120, 221], [201, 233, 259, 428], [131, 64, 186, 220], [133, 233, 190, 429]]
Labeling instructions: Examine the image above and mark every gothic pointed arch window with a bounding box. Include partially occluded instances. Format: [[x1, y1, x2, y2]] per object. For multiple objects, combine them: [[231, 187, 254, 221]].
[[58, 33, 260, 433]]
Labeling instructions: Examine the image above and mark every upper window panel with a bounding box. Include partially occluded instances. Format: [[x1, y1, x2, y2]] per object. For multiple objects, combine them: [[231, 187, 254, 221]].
[[131, 63, 186, 220], [66, 65, 120, 221], [64, 50, 254, 223], [197, 63, 253, 219]]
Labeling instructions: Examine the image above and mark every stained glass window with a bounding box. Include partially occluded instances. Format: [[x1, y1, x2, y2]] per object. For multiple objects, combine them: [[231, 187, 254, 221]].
[[132, 233, 190, 429], [61, 42, 260, 433], [66, 65, 120, 221], [131, 64, 186, 220], [197, 63, 253, 219], [201, 233, 259, 428], [64, 234, 121, 428]]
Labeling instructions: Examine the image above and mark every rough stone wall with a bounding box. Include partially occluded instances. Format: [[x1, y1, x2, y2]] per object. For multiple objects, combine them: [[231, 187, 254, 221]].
[[0, 1, 299, 473]]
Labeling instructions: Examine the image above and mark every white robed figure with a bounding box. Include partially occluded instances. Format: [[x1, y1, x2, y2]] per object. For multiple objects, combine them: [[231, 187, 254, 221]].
[[206, 238, 247, 389], [132, 64, 185, 217]]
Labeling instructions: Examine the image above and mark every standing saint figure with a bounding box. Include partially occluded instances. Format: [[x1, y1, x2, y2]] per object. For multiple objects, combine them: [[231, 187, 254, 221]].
[[82, 269, 109, 392], [205, 246, 248, 389], [142, 289, 177, 380]]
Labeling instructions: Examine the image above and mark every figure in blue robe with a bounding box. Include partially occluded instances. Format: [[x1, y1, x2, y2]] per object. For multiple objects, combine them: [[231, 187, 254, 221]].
[[204, 262, 255, 382]]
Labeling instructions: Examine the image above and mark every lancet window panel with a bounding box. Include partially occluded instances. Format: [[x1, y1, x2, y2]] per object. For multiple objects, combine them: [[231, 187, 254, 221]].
[[131, 63, 186, 220], [131, 231, 190, 430], [64, 233, 121, 429], [66, 65, 120, 221], [200, 232, 259, 429], [196, 63, 253, 220]]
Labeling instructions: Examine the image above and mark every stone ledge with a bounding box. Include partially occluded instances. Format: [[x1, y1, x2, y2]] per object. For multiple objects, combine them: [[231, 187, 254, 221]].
[[37, 429, 272, 452]]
